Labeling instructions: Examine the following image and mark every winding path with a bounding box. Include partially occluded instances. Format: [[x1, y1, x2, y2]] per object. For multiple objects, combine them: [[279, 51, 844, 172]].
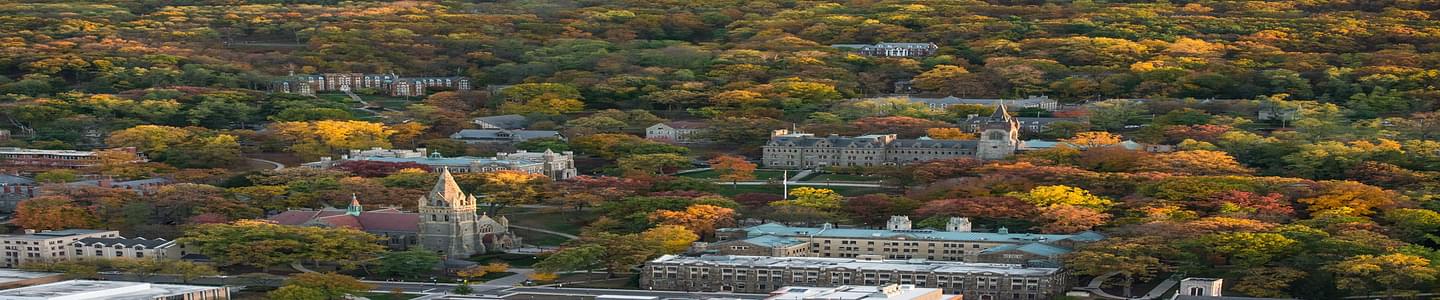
[[509, 225, 579, 240], [246, 157, 285, 171]]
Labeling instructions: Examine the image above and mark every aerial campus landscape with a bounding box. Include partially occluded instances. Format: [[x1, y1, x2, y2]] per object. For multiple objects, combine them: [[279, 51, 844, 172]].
[[0, 0, 1436, 299]]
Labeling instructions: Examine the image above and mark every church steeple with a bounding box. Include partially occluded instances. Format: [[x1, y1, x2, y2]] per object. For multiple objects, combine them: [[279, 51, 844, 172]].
[[346, 193, 362, 216], [428, 167, 467, 206], [990, 102, 1012, 121]]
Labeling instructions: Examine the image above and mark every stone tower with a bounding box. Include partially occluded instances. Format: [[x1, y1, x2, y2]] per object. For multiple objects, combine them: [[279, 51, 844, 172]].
[[417, 167, 482, 257], [976, 103, 1020, 160], [886, 216, 912, 230], [946, 217, 972, 232], [1178, 278, 1224, 297]]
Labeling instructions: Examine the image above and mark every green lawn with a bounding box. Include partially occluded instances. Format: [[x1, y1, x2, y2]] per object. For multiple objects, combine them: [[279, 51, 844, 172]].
[[679, 169, 789, 180], [713, 184, 893, 197], [477, 271, 517, 281], [468, 253, 540, 267], [506, 208, 596, 235], [802, 173, 884, 182], [515, 229, 571, 246]]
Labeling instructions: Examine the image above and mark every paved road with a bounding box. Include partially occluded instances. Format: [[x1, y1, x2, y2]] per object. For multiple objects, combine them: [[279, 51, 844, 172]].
[[717, 181, 890, 188], [246, 157, 285, 170], [510, 225, 580, 240]]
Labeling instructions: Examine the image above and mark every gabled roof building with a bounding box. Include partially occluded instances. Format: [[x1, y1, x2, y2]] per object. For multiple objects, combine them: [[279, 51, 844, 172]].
[[268, 169, 520, 257], [711, 216, 1101, 266], [762, 105, 1020, 169]]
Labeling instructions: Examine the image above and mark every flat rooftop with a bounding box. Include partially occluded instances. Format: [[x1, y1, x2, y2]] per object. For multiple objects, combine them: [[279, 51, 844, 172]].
[[0, 280, 225, 300], [0, 230, 116, 240], [0, 270, 60, 286], [649, 255, 1061, 276]]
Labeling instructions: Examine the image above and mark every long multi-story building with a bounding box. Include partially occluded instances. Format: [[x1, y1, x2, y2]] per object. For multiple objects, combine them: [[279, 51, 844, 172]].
[[0, 147, 142, 170], [642, 254, 1067, 300], [891, 96, 1059, 111], [304, 147, 577, 180], [831, 43, 940, 57], [272, 72, 471, 97], [766, 284, 961, 300], [0, 280, 230, 300], [0, 229, 121, 268], [710, 216, 1102, 266], [763, 106, 1019, 169]]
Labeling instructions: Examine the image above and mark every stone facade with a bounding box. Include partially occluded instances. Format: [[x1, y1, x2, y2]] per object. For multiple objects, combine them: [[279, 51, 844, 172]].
[[71, 237, 186, 261], [272, 72, 471, 97], [0, 230, 121, 268], [714, 216, 1101, 266], [417, 168, 518, 257], [269, 170, 519, 257], [641, 255, 1068, 300], [831, 43, 939, 57], [645, 121, 710, 143], [762, 105, 1018, 169], [306, 148, 578, 180]]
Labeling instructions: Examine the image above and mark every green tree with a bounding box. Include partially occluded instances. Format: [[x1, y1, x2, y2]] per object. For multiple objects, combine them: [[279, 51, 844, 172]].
[[278, 273, 374, 300], [1327, 253, 1437, 298], [374, 248, 440, 279]]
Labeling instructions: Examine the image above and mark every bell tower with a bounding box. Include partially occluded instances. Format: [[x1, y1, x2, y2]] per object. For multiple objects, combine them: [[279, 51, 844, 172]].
[[976, 103, 1019, 160], [417, 168, 480, 257]]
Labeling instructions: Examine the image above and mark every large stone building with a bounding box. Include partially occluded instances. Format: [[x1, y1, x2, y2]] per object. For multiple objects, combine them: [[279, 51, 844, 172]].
[[269, 169, 519, 257], [893, 96, 1059, 111], [305, 147, 578, 180], [831, 43, 939, 57], [0, 147, 142, 171], [646, 121, 710, 143], [762, 106, 1019, 169], [449, 129, 562, 144], [960, 115, 1083, 134], [0, 229, 122, 268], [766, 284, 961, 300], [272, 72, 471, 97], [71, 236, 187, 261], [0, 280, 230, 300], [710, 216, 1101, 266], [642, 255, 1067, 300]]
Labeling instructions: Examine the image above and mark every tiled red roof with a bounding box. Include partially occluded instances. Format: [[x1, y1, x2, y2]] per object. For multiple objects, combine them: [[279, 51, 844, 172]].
[[268, 209, 419, 233], [269, 210, 344, 225], [315, 215, 363, 230], [356, 212, 420, 232]]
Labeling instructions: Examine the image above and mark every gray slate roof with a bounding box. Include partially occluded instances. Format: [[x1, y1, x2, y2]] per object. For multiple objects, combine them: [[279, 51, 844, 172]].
[[473, 114, 530, 129], [450, 129, 560, 141], [75, 237, 174, 248]]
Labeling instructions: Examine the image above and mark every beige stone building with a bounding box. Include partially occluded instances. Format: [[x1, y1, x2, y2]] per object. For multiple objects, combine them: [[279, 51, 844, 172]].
[[765, 284, 961, 300], [713, 217, 1101, 266], [0, 230, 121, 268], [70, 237, 187, 261], [642, 255, 1067, 300], [762, 105, 1020, 169]]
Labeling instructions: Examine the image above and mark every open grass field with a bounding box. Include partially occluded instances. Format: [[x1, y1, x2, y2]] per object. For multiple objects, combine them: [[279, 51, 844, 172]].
[[505, 208, 596, 235], [679, 169, 789, 180], [801, 173, 885, 182], [712, 184, 893, 197]]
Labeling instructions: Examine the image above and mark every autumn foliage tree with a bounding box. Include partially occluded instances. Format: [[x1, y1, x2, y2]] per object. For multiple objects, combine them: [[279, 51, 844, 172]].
[[708, 154, 756, 184], [648, 204, 735, 239]]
